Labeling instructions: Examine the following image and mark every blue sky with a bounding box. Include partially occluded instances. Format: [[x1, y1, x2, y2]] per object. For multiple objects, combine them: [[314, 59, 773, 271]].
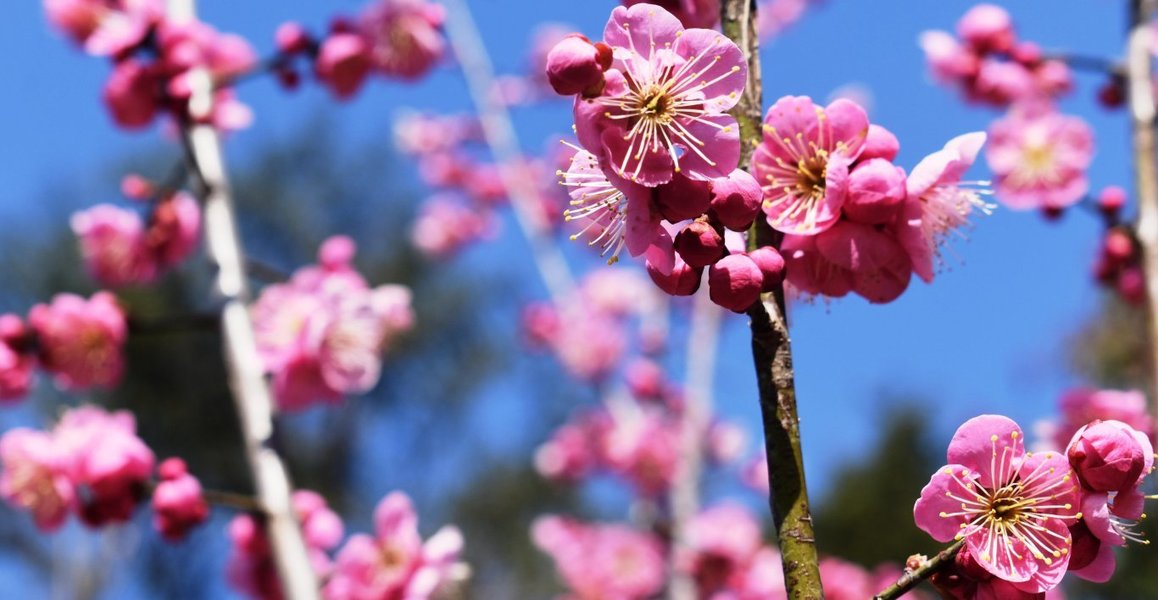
[[0, 0, 1136, 595]]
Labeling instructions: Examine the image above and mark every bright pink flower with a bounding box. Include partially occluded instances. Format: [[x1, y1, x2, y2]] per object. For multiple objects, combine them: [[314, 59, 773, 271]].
[[819, 557, 874, 600], [148, 191, 202, 268], [681, 503, 763, 595], [987, 104, 1094, 210], [575, 3, 746, 186], [358, 0, 446, 81], [532, 516, 666, 600], [325, 491, 464, 600], [900, 131, 992, 282], [294, 490, 346, 579], [545, 34, 612, 97], [103, 59, 160, 130], [843, 157, 907, 226], [152, 457, 209, 541], [956, 4, 1015, 53], [1067, 419, 1153, 494], [752, 96, 870, 234], [28, 292, 127, 390], [315, 33, 374, 99], [0, 316, 36, 401], [535, 417, 601, 482], [914, 415, 1080, 593], [0, 428, 76, 531], [782, 219, 912, 304], [623, 0, 720, 29], [44, 0, 162, 56], [1053, 388, 1153, 452], [708, 253, 764, 312], [54, 405, 155, 526], [919, 30, 979, 85], [709, 169, 764, 231], [675, 220, 725, 268], [72, 204, 154, 285]]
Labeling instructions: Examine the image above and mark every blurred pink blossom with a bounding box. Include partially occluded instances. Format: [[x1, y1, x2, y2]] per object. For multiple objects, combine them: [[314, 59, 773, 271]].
[[28, 292, 127, 390]]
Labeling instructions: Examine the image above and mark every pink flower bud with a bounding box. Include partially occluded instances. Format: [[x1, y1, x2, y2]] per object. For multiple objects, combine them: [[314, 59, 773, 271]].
[[625, 359, 665, 401], [545, 34, 611, 97], [319, 235, 357, 271], [708, 169, 763, 231], [1067, 420, 1153, 493], [315, 33, 372, 100], [708, 254, 764, 312], [1103, 229, 1134, 262], [120, 174, 154, 201], [1118, 267, 1146, 305], [655, 175, 712, 223], [748, 247, 785, 292], [1098, 186, 1127, 216], [860, 125, 900, 162], [674, 220, 725, 268], [103, 59, 158, 129], [647, 256, 702, 296], [1035, 60, 1073, 97], [152, 457, 208, 541], [843, 158, 907, 225], [149, 192, 202, 269], [275, 22, 312, 54], [957, 4, 1015, 53]]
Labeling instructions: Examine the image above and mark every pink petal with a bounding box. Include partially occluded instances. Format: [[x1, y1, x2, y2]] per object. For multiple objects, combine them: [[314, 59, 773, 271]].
[[913, 465, 976, 542], [945, 415, 1024, 488], [671, 28, 746, 113], [603, 4, 683, 59]]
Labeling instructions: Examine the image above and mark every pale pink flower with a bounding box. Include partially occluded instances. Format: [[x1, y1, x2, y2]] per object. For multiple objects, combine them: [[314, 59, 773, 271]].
[[152, 457, 208, 541], [0, 315, 36, 401], [53, 405, 155, 526], [325, 491, 464, 600], [986, 104, 1094, 210], [359, 0, 446, 81], [741, 452, 770, 495], [602, 409, 679, 495], [535, 416, 601, 482], [575, 3, 746, 186], [900, 131, 992, 282], [914, 415, 1081, 593], [1052, 388, 1153, 452], [44, 0, 162, 56], [957, 4, 1015, 53], [147, 191, 201, 269], [294, 490, 346, 579], [919, 30, 979, 85], [752, 96, 870, 234], [819, 557, 874, 600], [532, 516, 666, 600], [28, 292, 126, 390], [756, 0, 813, 41], [0, 429, 76, 531], [411, 196, 496, 258]]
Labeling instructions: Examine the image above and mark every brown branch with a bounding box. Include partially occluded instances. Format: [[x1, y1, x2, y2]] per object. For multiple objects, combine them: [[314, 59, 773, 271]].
[[872, 540, 964, 600], [721, 1, 823, 598], [1127, 0, 1158, 431]]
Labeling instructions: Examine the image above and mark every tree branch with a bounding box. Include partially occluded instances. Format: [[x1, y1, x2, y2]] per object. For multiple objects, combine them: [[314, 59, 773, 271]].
[[721, 1, 823, 598], [872, 540, 964, 600]]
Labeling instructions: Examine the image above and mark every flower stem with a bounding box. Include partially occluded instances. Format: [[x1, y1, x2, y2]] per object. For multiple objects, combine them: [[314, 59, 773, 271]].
[[721, 1, 823, 598], [1126, 0, 1158, 433], [872, 539, 964, 600]]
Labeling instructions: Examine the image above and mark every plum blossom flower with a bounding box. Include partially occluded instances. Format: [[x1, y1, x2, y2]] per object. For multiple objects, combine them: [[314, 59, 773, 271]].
[[679, 503, 763, 595], [574, 3, 746, 186], [325, 492, 464, 600], [623, 0, 720, 30], [1049, 388, 1153, 452], [532, 516, 666, 600], [28, 292, 127, 390], [752, 96, 870, 234], [359, 0, 446, 80], [900, 131, 994, 282], [72, 192, 201, 287], [44, 0, 163, 56], [0, 429, 76, 531], [53, 406, 155, 526], [986, 104, 1094, 211], [151, 457, 208, 541], [0, 316, 37, 401], [914, 415, 1081, 593]]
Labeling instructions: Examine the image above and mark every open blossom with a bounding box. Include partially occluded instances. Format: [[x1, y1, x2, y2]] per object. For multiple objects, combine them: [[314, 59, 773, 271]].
[[573, 3, 746, 186], [54, 406, 155, 526], [679, 503, 763, 595], [532, 516, 665, 600], [915, 415, 1081, 593], [73, 205, 152, 286], [0, 429, 76, 531], [44, 0, 163, 56], [411, 195, 497, 258], [28, 292, 127, 390], [359, 0, 446, 80], [900, 131, 993, 282], [986, 104, 1094, 211], [252, 237, 414, 411], [752, 96, 870, 234], [325, 492, 464, 600]]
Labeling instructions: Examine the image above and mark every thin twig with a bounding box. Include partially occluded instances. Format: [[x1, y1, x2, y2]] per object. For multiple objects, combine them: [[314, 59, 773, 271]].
[[721, 0, 823, 597], [201, 488, 264, 513], [1127, 0, 1158, 434], [166, 1, 318, 598], [872, 540, 964, 600], [1043, 51, 1125, 76]]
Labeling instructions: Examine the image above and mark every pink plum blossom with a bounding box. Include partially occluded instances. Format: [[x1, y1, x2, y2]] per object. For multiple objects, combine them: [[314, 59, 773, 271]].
[[325, 491, 463, 600], [0, 316, 36, 401], [900, 131, 992, 282], [915, 415, 1081, 593], [532, 515, 666, 600], [623, 0, 720, 29], [315, 33, 373, 99], [411, 195, 497, 258], [28, 292, 127, 390], [53, 405, 155, 526], [573, 3, 746, 186], [545, 34, 612, 97], [358, 0, 446, 81], [152, 457, 209, 541], [0, 429, 76, 531], [680, 503, 763, 595], [987, 104, 1094, 211], [44, 0, 162, 56], [752, 96, 870, 234], [756, 0, 814, 41], [1051, 388, 1153, 452]]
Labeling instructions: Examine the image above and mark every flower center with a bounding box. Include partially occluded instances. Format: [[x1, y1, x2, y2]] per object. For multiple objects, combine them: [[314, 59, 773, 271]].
[[635, 86, 674, 123], [793, 153, 828, 199]]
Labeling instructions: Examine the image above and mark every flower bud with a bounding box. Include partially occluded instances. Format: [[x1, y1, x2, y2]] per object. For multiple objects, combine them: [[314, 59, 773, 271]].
[[843, 158, 907, 225], [1097, 186, 1127, 216], [1067, 420, 1151, 493], [275, 22, 312, 54], [1103, 229, 1134, 263], [545, 35, 611, 97], [656, 175, 712, 222], [748, 247, 785, 291], [708, 254, 764, 312], [859, 125, 900, 162], [708, 169, 763, 231], [957, 4, 1015, 53], [674, 220, 725, 268], [647, 256, 701, 296], [315, 33, 372, 100]]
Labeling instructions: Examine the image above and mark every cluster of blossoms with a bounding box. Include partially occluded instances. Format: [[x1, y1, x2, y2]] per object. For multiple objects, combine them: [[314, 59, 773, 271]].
[[0, 405, 207, 539], [1086, 187, 1146, 304], [251, 236, 414, 412], [523, 269, 664, 382], [226, 490, 464, 600], [394, 112, 565, 258], [914, 413, 1154, 598], [754, 96, 992, 303], [71, 175, 201, 287], [272, 0, 446, 100], [534, 504, 922, 600], [45, 0, 256, 131], [919, 4, 1072, 106], [0, 292, 127, 401]]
